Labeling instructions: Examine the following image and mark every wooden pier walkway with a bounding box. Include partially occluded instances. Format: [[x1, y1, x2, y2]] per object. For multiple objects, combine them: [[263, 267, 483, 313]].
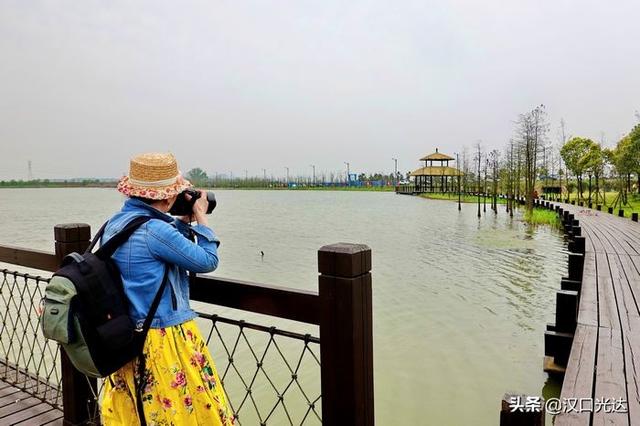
[[549, 201, 640, 425], [0, 378, 62, 425]]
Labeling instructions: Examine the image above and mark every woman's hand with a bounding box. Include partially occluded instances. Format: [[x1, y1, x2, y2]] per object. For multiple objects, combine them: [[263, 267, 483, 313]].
[[184, 190, 209, 227]]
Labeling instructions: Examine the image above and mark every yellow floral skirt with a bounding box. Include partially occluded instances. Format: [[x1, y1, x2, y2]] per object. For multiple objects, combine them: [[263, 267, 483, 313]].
[[101, 320, 234, 426]]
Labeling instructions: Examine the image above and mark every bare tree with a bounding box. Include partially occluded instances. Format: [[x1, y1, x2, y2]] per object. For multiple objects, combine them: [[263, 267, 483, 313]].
[[475, 142, 482, 217], [508, 139, 515, 216], [490, 150, 500, 212], [514, 105, 549, 212], [462, 146, 470, 193]]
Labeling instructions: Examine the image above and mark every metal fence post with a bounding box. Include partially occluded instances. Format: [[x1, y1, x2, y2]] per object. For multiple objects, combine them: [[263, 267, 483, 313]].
[[54, 223, 96, 425], [318, 243, 374, 425]]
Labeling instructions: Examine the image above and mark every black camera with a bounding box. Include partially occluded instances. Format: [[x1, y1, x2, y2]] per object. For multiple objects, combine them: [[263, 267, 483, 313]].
[[169, 188, 217, 216]]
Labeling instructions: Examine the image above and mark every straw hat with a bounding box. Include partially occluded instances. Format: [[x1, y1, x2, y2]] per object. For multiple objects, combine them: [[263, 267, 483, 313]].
[[117, 153, 192, 200]]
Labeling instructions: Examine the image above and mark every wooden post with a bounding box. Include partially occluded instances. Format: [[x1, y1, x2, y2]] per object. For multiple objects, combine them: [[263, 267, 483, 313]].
[[633, 212, 639, 222], [608, 207, 614, 214], [597, 204, 602, 211], [572, 226, 582, 237], [54, 224, 96, 426], [561, 278, 581, 293], [500, 394, 545, 426], [555, 290, 578, 333], [544, 330, 573, 366], [318, 243, 374, 426], [568, 253, 584, 282], [619, 209, 624, 217], [568, 236, 586, 255]]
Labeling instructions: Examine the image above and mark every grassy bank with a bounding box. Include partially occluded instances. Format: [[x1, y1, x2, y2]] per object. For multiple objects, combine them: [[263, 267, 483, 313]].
[[524, 208, 562, 228], [419, 193, 507, 204], [419, 192, 562, 228], [554, 191, 640, 218]]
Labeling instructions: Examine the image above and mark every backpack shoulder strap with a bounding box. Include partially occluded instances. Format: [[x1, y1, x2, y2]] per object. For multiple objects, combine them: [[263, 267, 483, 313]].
[[84, 221, 108, 254], [94, 216, 151, 260], [140, 265, 169, 333]]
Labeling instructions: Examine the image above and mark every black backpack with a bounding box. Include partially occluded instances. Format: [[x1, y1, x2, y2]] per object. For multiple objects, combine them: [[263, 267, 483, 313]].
[[41, 216, 168, 378]]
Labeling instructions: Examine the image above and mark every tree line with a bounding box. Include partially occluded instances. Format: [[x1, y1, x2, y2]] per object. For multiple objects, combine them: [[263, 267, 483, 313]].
[[183, 168, 406, 188], [457, 106, 639, 213]]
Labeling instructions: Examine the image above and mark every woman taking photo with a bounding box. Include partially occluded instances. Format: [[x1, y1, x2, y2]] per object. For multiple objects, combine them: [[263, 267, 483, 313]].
[[101, 153, 234, 425]]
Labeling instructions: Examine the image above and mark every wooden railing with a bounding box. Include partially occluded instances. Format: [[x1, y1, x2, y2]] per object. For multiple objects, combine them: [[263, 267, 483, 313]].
[[0, 223, 374, 425]]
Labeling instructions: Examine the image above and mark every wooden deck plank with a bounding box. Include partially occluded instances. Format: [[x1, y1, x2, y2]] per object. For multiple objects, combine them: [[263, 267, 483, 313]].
[[555, 324, 597, 426], [599, 220, 640, 256], [616, 254, 640, 421], [577, 252, 598, 327], [608, 253, 640, 422], [596, 252, 621, 331], [609, 254, 640, 334], [13, 407, 63, 425], [0, 391, 35, 409], [2, 403, 53, 425], [593, 327, 628, 425], [0, 396, 43, 419], [592, 252, 628, 425], [596, 219, 640, 257], [0, 385, 21, 398], [0, 360, 62, 409], [0, 375, 62, 426], [630, 255, 640, 280]]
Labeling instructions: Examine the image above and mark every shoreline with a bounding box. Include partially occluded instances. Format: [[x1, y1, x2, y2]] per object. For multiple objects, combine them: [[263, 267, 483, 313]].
[[0, 184, 396, 192]]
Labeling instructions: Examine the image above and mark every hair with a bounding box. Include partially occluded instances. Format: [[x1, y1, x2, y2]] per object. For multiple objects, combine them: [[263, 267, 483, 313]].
[[131, 196, 158, 205]]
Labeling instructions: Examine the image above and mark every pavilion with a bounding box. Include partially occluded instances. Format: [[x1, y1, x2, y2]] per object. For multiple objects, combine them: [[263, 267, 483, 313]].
[[409, 148, 463, 193]]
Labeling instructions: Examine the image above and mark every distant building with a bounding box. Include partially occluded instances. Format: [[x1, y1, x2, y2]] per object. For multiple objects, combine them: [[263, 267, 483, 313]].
[[409, 148, 463, 193]]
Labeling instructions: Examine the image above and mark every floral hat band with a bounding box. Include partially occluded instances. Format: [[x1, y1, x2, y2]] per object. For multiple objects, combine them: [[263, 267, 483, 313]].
[[117, 153, 192, 200]]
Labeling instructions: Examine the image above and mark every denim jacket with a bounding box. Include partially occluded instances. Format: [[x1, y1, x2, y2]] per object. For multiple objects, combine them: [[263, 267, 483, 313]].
[[101, 198, 220, 329]]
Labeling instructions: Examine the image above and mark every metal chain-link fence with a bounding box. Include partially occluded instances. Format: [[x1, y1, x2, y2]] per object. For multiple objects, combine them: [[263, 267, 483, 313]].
[[0, 269, 62, 408], [199, 313, 321, 425]]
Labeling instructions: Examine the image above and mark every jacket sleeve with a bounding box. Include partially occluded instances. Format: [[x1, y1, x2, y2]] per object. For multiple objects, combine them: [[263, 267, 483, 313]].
[[145, 220, 220, 273]]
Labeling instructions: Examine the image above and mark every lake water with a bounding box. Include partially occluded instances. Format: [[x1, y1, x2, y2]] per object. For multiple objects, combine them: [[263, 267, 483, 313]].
[[0, 188, 565, 425]]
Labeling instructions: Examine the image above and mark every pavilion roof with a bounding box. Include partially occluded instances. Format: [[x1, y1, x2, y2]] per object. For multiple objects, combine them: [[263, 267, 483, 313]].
[[419, 149, 454, 162], [410, 166, 463, 177]]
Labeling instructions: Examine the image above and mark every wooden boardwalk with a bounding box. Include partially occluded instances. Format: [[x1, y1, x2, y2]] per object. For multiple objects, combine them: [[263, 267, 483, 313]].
[[551, 202, 640, 425], [0, 379, 62, 425]]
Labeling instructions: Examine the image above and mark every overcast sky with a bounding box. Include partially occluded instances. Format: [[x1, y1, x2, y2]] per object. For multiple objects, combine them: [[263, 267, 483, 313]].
[[1, 0, 639, 180]]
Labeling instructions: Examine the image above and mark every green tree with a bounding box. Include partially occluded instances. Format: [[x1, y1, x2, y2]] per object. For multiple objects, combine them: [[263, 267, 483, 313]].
[[582, 142, 605, 204], [560, 137, 595, 201], [625, 124, 640, 193], [185, 168, 209, 186]]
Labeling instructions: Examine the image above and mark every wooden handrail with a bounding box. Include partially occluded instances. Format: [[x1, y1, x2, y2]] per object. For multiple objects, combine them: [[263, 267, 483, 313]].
[[0, 242, 321, 324], [0, 245, 58, 272], [190, 275, 320, 325]]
